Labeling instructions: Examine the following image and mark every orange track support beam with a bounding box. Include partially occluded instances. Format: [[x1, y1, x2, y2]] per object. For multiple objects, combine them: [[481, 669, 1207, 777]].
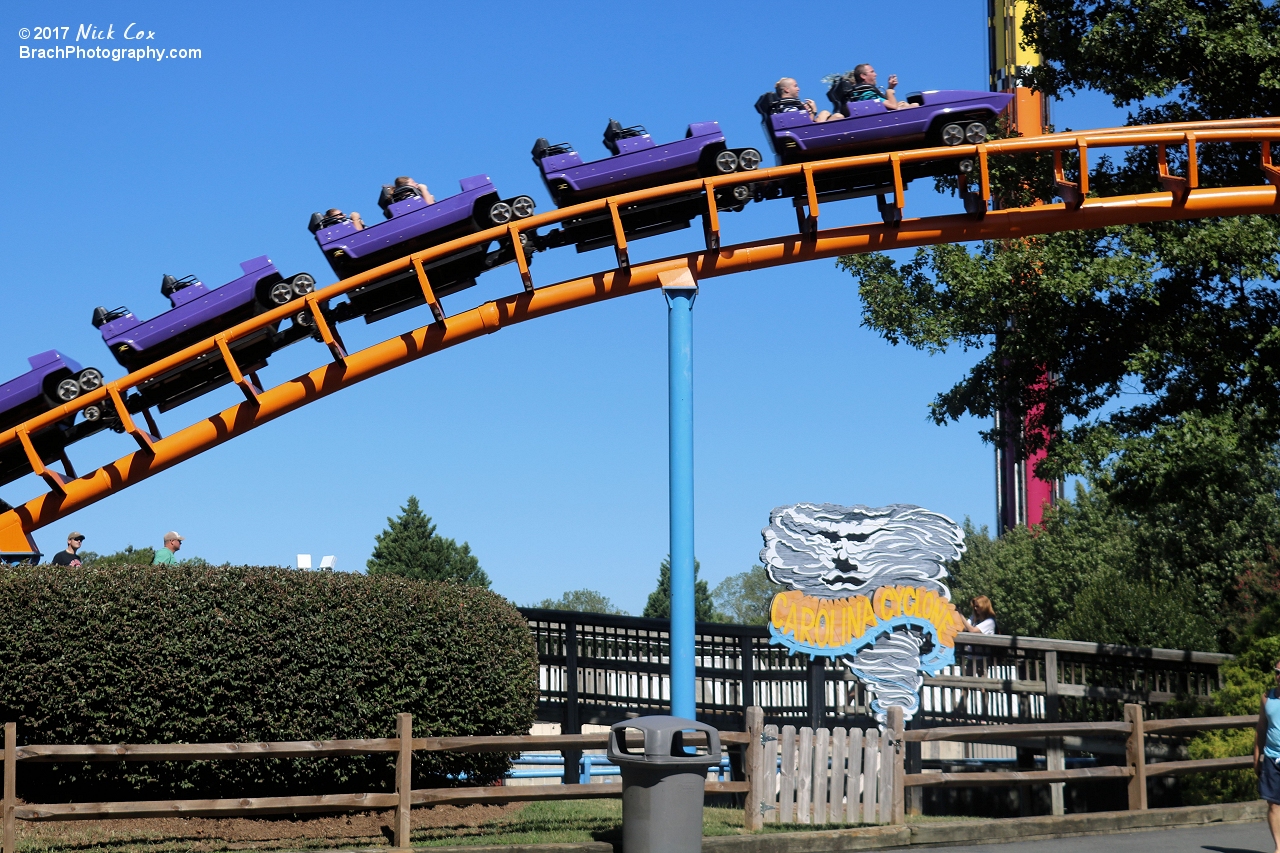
[[0, 119, 1277, 553]]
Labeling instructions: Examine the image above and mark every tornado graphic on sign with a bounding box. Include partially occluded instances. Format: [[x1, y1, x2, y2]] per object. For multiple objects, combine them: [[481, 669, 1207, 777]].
[[760, 503, 967, 722]]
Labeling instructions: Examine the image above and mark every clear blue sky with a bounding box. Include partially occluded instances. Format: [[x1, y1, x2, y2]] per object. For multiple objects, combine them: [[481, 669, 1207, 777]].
[[3, 0, 1128, 613]]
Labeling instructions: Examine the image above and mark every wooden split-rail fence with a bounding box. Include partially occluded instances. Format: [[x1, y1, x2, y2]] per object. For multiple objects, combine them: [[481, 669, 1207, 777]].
[[0, 716, 746, 853], [740, 705, 1264, 829], [0, 705, 1266, 851]]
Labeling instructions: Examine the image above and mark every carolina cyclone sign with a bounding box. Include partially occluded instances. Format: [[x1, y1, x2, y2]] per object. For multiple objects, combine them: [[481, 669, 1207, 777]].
[[760, 503, 967, 721]]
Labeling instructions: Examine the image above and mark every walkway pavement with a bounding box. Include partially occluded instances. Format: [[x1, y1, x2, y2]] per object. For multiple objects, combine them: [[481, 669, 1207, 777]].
[[921, 819, 1273, 853]]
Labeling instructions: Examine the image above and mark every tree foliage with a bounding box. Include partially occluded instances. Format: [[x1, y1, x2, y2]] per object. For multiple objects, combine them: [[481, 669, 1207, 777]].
[[839, 0, 1280, 475], [952, 493, 1219, 651], [642, 556, 716, 621], [1183, 634, 1280, 804], [535, 589, 629, 615], [366, 496, 489, 587], [1024, 0, 1280, 123], [80, 545, 156, 567], [711, 566, 776, 625]]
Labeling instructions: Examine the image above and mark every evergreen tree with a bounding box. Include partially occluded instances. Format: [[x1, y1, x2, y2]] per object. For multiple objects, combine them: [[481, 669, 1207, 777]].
[[366, 496, 489, 587], [642, 556, 716, 621]]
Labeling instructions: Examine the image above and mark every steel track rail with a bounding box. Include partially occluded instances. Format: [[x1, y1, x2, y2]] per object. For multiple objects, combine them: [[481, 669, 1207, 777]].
[[1, 118, 1277, 553]]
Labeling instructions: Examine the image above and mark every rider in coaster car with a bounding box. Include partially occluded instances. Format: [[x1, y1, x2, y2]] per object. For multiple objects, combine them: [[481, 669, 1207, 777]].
[[775, 77, 842, 122], [843, 64, 918, 111], [395, 176, 434, 204], [377, 176, 435, 219], [333, 208, 365, 230]]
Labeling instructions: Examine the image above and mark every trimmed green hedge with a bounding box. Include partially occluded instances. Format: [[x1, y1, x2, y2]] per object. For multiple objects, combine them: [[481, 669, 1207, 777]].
[[0, 565, 538, 802]]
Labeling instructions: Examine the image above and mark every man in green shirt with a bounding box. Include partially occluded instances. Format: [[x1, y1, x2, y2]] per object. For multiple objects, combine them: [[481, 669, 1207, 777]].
[[152, 531, 184, 564]]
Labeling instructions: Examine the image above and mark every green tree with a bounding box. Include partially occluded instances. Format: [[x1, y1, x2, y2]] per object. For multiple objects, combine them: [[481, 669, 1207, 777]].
[[711, 566, 776, 625], [839, 0, 1280, 477], [1058, 568, 1217, 651], [950, 490, 1137, 639], [366, 496, 489, 587], [535, 589, 628, 615], [642, 556, 716, 621], [80, 545, 156, 567], [951, 468, 1226, 651], [1184, 634, 1280, 803]]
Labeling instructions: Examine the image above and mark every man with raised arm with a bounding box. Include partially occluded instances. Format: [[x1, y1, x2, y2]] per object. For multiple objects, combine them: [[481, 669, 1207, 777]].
[[845, 64, 919, 111]]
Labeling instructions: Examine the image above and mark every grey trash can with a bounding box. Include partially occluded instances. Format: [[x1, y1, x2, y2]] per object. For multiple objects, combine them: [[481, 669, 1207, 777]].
[[607, 715, 720, 853]]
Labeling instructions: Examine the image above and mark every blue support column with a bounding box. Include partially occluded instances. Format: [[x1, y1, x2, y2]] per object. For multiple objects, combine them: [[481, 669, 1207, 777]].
[[664, 278, 697, 721]]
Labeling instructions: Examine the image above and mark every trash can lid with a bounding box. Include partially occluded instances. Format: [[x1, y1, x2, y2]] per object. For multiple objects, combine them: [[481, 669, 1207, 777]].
[[607, 715, 721, 766]]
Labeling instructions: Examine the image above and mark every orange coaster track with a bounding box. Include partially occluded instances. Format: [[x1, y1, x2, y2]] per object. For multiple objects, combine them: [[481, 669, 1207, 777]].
[[1, 118, 1278, 555]]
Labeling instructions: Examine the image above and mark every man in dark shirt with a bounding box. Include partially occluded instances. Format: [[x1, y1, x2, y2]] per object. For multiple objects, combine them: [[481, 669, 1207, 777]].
[[50, 532, 84, 567]]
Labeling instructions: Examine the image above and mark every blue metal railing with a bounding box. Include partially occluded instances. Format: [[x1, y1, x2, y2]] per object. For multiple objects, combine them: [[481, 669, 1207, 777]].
[[508, 753, 733, 785]]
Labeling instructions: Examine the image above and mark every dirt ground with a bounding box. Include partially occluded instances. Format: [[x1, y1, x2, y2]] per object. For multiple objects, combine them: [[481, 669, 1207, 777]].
[[14, 802, 523, 851]]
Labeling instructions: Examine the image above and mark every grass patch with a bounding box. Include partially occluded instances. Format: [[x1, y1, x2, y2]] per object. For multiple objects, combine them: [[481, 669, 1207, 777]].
[[409, 799, 746, 846], [408, 801, 967, 845], [12, 800, 981, 851]]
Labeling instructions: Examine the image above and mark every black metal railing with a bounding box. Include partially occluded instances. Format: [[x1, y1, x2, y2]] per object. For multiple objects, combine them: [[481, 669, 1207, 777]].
[[520, 609, 1231, 734]]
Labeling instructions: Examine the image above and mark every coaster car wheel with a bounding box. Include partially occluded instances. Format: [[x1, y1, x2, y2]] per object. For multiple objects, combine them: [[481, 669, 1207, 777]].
[[714, 150, 739, 174], [511, 196, 536, 219], [736, 148, 762, 171], [55, 377, 81, 402], [290, 273, 316, 297], [77, 368, 104, 392], [940, 123, 965, 146], [268, 280, 295, 305], [489, 201, 514, 225]]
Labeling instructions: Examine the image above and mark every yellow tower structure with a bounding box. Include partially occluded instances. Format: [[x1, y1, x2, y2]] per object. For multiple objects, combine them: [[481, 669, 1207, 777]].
[[988, 0, 1047, 136]]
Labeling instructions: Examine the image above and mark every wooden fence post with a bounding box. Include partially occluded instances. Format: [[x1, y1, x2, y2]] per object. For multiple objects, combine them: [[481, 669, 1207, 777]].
[[1044, 650, 1065, 816], [4, 722, 16, 853], [744, 706, 764, 831], [394, 713, 412, 849], [1124, 703, 1147, 811], [887, 707, 905, 825]]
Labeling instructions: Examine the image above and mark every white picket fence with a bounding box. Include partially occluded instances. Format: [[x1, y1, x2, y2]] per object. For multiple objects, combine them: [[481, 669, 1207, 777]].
[[757, 724, 895, 825]]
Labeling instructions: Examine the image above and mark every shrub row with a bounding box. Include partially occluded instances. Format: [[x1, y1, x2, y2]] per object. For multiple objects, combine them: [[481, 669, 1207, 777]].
[[0, 565, 538, 802]]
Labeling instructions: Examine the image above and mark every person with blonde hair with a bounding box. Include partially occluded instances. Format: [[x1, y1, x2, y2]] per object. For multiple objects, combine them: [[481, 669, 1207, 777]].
[[774, 77, 842, 123], [961, 595, 997, 635]]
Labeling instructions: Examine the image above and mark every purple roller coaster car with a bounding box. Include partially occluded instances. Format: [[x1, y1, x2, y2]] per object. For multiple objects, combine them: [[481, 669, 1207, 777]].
[[0, 351, 113, 490], [531, 119, 762, 255], [752, 85, 1014, 222], [92, 255, 316, 412], [309, 176, 536, 324], [757, 87, 1015, 164]]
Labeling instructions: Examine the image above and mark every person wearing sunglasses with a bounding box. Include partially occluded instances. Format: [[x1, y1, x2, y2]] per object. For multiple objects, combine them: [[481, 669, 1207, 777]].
[[1255, 661, 1280, 851], [50, 532, 85, 567]]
